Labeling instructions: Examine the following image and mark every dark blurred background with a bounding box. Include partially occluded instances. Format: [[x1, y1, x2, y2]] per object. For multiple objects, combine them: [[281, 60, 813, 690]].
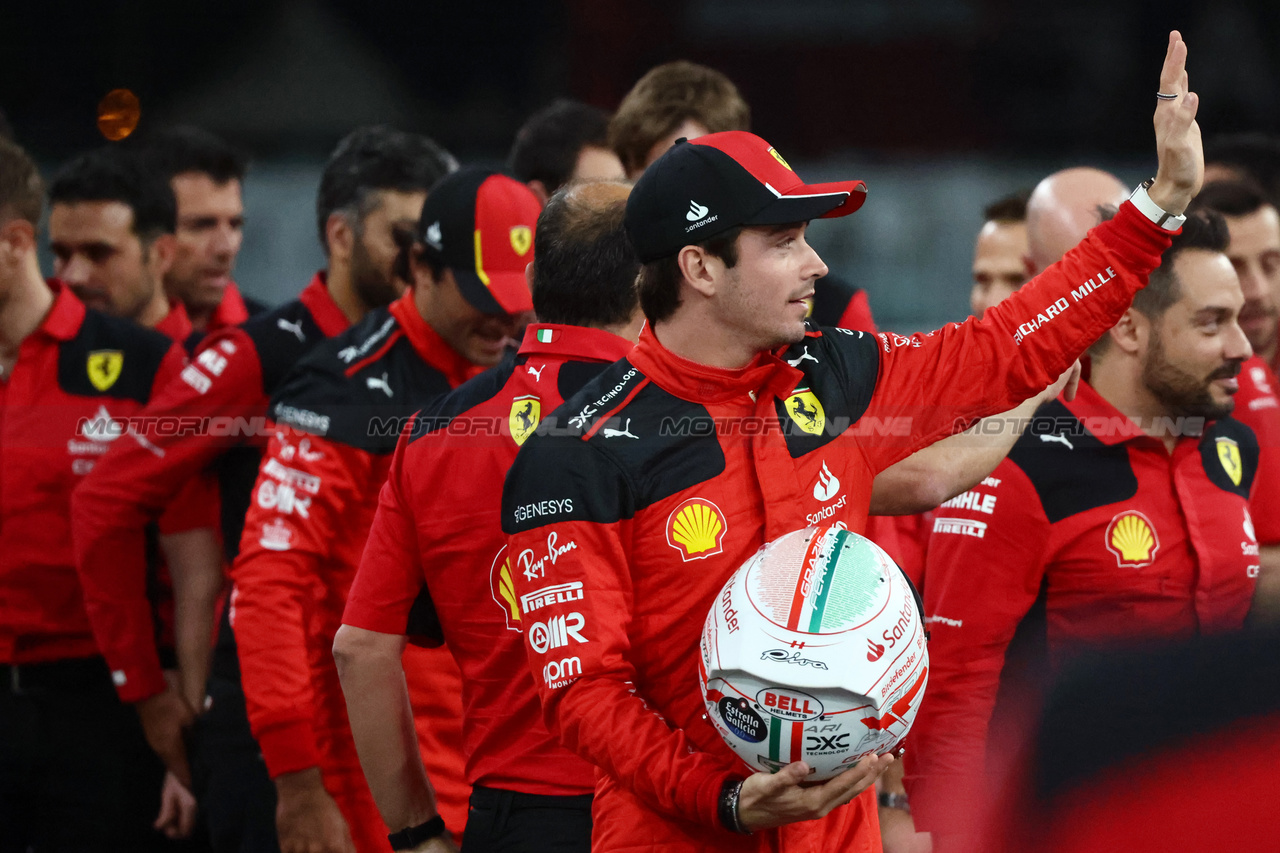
[[5, 0, 1278, 328]]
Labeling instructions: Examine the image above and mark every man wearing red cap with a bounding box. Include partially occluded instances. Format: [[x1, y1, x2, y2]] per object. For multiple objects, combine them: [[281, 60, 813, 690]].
[[502, 33, 1203, 852], [232, 167, 539, 852]]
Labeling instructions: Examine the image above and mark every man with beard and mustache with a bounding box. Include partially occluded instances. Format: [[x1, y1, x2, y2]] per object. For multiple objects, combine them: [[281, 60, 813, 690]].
[[72, 126, 455, 852], [907, 211, 1261, 852]]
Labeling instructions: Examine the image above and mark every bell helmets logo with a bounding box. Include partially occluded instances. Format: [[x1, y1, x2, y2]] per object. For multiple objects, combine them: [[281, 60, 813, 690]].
[[1216, 436, 1243, 486], [666, 497, 727, 562], [87, 350, 124, 392], [509, 395, 541, 446], [489, 546, 521, 632], [866, 638, 886, 662], [686, 200, 710, 222], [509, 225, 533, 256], [813, 461, 840, 502], [785, 387, 825, 435], [1106, 511, 1159, 568]]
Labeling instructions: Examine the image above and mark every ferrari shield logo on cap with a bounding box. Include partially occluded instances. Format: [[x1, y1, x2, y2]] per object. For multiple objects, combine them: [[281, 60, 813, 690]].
[[1216, 436, 1243, 486], [666, 497, 727, 562], [784, 387, 825, 436], [768, 147, 792, 171], [489, 546, 521, 632], [87, 350, 123, 392], [510, 225, 532, 257], [1105, 511, 1159, 568], [509, 395, 541, 446]]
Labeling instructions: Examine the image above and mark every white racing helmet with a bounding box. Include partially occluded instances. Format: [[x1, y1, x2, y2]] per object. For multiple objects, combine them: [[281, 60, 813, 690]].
[[699, 524, 928, 780]]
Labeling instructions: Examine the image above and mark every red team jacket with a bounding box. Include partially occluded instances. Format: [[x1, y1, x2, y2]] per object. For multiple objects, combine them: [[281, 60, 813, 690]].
[[72, 273, 350, 701], [233, 291, 474, 844], [500, 203, 1174, 852], [2, 283, 186, 667], [343, 323, 635, 797], [906, 381, 1262, 838]]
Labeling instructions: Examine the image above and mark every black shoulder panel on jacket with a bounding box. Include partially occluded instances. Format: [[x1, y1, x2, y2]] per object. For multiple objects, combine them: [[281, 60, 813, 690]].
[[1200, 417, 1260, 499], [1007, 401, 1138, 524], [404, 585, 444, 648], [502, 360, 726, 534], [808, 273, 860, 328], [410, 361, 518, 443], [557, 359, 613, 403], [241, 298, 327, 396], [58, 309, 172, 404], [270, 310, 455, 454], [775, 327, 881, 458]]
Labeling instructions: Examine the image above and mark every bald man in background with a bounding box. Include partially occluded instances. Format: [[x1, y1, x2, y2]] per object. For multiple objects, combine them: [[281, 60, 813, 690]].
[[1025, 166, 1280, 616], [1025, 167, 1130, 274]]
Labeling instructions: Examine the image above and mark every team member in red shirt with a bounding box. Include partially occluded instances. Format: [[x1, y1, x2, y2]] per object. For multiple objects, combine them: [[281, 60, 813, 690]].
[[234, 168, 538, 853], [333, 180, 640, 853], [1189, 180, 1280, 619], [71, 127, 456, 853], [907, 212, 1260, 850], [135, 126, 265, 337], [0, 138, 193, 849], [501, 35, 1201, 852]]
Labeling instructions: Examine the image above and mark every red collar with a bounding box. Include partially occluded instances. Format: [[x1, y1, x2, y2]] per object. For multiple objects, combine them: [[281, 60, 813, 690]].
[[207, 281, 250, 331], [388, 290, 479, 388], [1062, 380, 1199, 447], [517, 323, 635, 364], [626, 323, 802, 404], [155, 300, 194, 343], [299, 271, 352, 339], [38, 280, 87, 342]]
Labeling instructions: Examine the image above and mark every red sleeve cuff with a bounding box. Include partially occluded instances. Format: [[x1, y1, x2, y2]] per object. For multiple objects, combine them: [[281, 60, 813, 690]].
[[693, 768, 740, 830], [255, 717, 322, 778]]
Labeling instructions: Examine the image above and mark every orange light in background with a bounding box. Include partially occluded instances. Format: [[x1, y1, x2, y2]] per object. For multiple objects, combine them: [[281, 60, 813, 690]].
[[97, 89, 141, 141]]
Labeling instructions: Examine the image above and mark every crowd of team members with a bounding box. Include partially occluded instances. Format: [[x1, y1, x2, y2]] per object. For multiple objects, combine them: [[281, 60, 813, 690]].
[[0, 36, 1276, 853]]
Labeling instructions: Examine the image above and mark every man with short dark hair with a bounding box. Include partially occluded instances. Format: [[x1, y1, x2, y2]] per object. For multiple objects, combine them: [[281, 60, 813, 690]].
[[73, 126, 456, 852], [502, 33, 1201, 852], [909, 211, 1260, 849], [49, 148, 178, 327], [335, 179, 642, 853], [1191, 179, 1280, 621], [50, 150, 224, 834], [0, 137, 194, 849], [135, 126, 261, 335], [970, 192, 1031, 319], [509, 99, 625, 204]]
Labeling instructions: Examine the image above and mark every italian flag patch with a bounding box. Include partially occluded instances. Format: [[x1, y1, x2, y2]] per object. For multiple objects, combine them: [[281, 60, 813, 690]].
[[536, 328, 556, 343]]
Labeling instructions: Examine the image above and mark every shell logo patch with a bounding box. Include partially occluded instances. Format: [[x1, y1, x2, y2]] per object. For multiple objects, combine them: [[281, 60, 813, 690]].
[[1106, 511, 1159, 568], [510, 225, 533, 257], [1217, 436, 1242, 486], [489, 546, 521, 631], [768, 147, 793, 171], [87, 350, 124, 391], [785, 387, 825, 435], [509, 395, 541, 446], [667, 497, 727, 562]]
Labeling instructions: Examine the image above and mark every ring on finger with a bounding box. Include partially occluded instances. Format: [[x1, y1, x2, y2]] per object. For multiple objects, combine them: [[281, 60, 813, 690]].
[[1156, 92, 1179, 101]]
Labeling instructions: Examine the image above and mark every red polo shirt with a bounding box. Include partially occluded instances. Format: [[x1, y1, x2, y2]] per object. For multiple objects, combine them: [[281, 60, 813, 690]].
[[2, 283, 186, 665], [908, 381, 1261, 837]]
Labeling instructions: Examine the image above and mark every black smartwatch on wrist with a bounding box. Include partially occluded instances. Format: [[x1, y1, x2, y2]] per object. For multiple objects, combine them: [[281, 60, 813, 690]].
[[388, 815, 447, 851]]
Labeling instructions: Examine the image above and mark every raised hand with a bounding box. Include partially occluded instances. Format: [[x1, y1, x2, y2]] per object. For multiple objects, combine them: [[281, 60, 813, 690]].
[[1148, 30, 1204, 215]]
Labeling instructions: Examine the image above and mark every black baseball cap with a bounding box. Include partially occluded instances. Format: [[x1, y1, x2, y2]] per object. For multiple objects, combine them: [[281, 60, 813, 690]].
[[625, 131, 867, 262], [417, 167, 540, 314]]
